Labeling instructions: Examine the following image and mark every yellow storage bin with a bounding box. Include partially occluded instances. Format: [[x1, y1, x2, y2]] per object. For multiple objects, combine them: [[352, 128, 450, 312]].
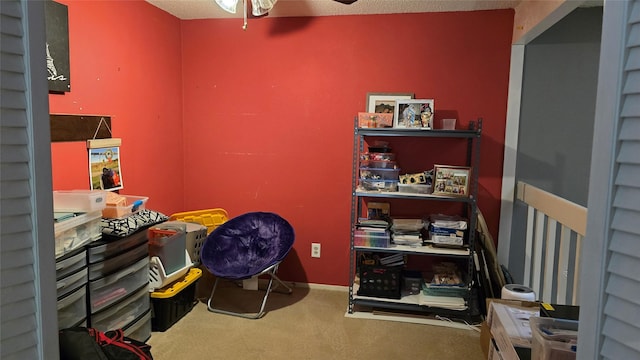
[[150, 268, 203, 332], [169, 208, 229, 234]]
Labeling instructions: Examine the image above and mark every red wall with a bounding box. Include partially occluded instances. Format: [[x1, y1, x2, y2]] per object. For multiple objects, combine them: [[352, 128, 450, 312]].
[[181, 11, 513, 285], [49, 0, 184, 214], [50, 2, 513, 286]]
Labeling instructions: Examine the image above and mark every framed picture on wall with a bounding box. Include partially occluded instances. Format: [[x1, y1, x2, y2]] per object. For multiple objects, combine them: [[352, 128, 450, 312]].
[[45, 0, 71, 93], [432, 165, 470, 197], [366, 93, 414, 125], [89, 147, 123, 191], [393, 99, 434, 129]]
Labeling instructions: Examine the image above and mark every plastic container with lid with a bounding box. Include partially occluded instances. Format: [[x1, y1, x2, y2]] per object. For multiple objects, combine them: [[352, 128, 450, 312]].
[[398, 183, 432, 194], [102, 194, 148, 219], [360, 168, 401, 181], [360, 159, 398, 169], [359, 179, 399, 192], [54, 190, 108, 212], [360, 152, 396, 162], [530, 316, 578, 360]]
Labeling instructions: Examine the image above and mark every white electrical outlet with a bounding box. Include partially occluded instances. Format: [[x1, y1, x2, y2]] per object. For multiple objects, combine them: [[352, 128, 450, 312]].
[[311, 243, 321, 258]]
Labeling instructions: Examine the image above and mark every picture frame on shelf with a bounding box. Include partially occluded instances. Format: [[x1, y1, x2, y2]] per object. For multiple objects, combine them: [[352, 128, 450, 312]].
[[432, 165, 470, 197], [394, 99, 435, 129], [366, 92, 414, 124]]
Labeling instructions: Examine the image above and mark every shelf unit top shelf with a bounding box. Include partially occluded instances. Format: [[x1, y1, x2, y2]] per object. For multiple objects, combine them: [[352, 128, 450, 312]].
[[355, 190, 475, 203], [356, 128, 480, 138]]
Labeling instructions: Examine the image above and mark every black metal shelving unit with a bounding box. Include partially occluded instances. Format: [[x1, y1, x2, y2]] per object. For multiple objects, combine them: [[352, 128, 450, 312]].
[[348, 118, 483, 324]]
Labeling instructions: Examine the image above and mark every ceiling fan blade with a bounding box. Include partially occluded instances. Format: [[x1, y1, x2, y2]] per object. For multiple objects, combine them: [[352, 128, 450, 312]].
[[215, 0, 240, 13]]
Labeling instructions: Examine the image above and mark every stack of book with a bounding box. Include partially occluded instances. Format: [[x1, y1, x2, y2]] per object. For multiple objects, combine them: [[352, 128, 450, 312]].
[[391, 218, 426, 246], [379, 253, 405, 267], [354, 218, 391, 248], [428, 214, 467, 247]]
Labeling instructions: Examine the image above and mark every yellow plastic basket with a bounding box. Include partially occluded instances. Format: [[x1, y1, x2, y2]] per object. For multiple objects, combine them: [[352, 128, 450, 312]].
[[169, 208, 229, 234]]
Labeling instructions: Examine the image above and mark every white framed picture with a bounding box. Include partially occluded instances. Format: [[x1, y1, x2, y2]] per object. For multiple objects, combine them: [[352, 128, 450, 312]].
[[366, 92, 414, 125], [393, 99, 434, 129]]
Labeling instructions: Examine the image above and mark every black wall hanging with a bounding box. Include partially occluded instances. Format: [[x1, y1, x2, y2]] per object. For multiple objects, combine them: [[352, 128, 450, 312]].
[[45, 0, 71, 93]]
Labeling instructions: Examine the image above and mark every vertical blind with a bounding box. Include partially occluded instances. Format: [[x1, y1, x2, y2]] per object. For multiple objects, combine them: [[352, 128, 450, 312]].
[[600, 0, 640, 358], [1, 0, 56, 358]]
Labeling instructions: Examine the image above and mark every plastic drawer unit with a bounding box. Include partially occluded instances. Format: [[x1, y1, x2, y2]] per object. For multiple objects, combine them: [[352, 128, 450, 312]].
[[57, 267, 88, 299], [89, 284, 150, 332], [123, 310, 152, 343], [56, 247, 87, 280], [87, 229, 148, 264], [88, 257, 149, 314], [87, 242, 148, 281], [57, 285, 87, 329]]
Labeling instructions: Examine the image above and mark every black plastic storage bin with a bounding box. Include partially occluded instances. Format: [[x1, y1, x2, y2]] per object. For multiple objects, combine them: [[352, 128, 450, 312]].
[[150, 267, 202, 332]]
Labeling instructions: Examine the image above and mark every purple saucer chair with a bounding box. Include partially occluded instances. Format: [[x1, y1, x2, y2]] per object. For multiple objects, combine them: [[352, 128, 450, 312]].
[[200, 211, 295, 319]]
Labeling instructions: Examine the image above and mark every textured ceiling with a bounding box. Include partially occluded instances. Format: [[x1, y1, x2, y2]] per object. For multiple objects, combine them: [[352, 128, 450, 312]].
[[145, 0, 524, 20]]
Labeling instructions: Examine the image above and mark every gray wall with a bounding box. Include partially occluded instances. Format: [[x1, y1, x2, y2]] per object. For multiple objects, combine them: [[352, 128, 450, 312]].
[[508, 7, 603, 283]]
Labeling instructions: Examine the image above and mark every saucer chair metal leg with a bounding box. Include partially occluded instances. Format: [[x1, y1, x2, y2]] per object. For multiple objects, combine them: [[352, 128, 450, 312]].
[[207, 267, 290, 319]]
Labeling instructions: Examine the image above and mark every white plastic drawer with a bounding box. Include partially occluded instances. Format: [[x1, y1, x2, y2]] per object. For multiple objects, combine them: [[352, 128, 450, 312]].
[[55, 210, 102, 258], [56, 247, 87, 280], [88, 230, 148, 264], [57, 267, 88, 300], [124, 309, 152, 343], [89, 257, 149, 313], [57, 286, 87, 329], [88, 242, 148, 280], [90, 285, 150, 332]]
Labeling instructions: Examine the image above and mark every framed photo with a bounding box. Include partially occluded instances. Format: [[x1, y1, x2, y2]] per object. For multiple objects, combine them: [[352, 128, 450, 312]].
[[366, 92, 414, 124], [432, 165, 470, 197], [394, 99, 434, 129], [89, 147, 123, 191]]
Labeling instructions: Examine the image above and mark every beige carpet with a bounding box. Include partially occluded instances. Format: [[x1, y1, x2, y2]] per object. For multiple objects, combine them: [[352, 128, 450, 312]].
[[147, 274, 485, 360]]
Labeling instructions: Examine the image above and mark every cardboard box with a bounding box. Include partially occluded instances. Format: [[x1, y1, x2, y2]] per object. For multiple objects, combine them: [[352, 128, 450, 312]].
[[358, 112, 393, 128], [481, 298, 540, 360]]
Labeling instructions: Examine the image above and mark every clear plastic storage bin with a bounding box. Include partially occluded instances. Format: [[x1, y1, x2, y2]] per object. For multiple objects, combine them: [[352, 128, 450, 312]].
[[360, 168, 401, 181], [102, 195, 148, 219], [530, 316, 579, 360], [359, 179, 399, 192], [54, 190, 107, 212], [398, 183, 432, 194], [55, 211, 102, 258]]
